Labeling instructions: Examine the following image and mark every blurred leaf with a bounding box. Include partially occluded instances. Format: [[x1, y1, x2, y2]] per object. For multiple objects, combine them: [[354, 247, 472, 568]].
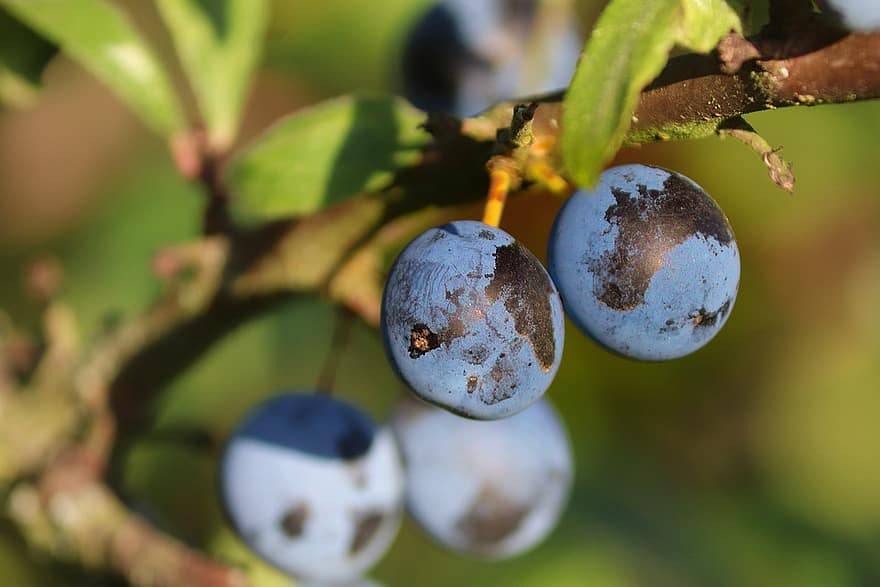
[[226, 93, 428, 225], [0, 8, 57, 107], [0, 0, 184, 135], [561, 0, 680, 187], [156, 0, 268, 150], [677, 0, 743, 52], [265, 0, 428, 94]]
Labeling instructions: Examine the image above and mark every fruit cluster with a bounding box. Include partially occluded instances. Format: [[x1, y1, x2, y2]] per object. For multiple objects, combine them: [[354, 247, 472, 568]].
[[216, 2, 743, 584], [219, 391, 572, 585], [384, 164, 740, 418], [217, 163, 740, 584]]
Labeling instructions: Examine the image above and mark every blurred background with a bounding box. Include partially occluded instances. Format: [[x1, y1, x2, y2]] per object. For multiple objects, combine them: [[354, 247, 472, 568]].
[[1, 0, 879, 585]]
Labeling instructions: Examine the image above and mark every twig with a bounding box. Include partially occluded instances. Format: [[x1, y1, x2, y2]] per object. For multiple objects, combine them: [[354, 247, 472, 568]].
[[9, 449, 251, 587], [316, 308, 356, 393], [718, 117, 796, 193]]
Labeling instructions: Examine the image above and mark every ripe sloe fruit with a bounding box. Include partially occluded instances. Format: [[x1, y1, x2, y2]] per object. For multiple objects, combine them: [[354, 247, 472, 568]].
[[548, 164, 740, 360], [401, 0, 581, 116], [392, 397, 573, 558], [219, 392, 404, 583], [381, 220, 564, 420]]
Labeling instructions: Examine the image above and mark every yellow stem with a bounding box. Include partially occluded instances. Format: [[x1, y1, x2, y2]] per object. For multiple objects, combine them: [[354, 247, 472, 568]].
[[527, 161, 569, 195], [482, 170, 511, 227]]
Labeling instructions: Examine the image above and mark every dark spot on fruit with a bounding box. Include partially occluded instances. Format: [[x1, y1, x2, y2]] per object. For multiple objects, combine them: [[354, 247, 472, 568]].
[[490, 362, 505, 382], [691, 299, 732, 328], [463, 344, 490, 365], [280, 503, 309, 539], [590, 173, 734, 311], [481, 357, 517, 405], [445, 287, 465, 305], [659, 318, 679, 334], [456, 485, 530, 547], [478, 229, 496, 240], [485, 243, 556, 371], [350, 511, 384, 555], [467, 375, 478, 394], [409, 323, 440, 358]]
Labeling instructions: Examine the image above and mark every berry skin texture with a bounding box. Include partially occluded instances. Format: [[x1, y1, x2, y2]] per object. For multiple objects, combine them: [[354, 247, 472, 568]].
[[548, 164, 740, 361], [381, 220, 564, 420], [392, 397, 573, 558], [219, 393, 404, 584], [401, 0, 581, 116]]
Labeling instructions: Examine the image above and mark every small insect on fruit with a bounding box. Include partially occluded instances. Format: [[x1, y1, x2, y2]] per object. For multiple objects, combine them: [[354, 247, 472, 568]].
[[548, 164, 741, 361], [381, 220, 564, 420], [401, 0, 582, 116], [219, 392, 404, 584], [392, 397, 573, 558]]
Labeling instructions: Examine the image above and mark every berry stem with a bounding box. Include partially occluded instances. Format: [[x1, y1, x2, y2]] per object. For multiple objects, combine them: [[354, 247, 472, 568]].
[[317, 308, 355, 394], [482, 170, 511, 228], [526, 160, 569, 195]]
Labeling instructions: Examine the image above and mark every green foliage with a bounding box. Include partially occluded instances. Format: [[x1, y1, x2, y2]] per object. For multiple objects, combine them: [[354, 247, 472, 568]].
[[561, 0, 681, 187], [678, 0, 743, 52], [156, 0, 269, 149], [0, 9, 56, 107], [562, 0, 742, 187], [226, 94, 428, 225], [264, 0, 428, 93], [0, 0, 184, 135]]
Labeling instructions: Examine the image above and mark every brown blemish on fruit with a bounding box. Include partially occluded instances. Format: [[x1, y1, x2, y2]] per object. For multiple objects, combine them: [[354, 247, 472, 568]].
[[467, 375, 478, 394], [480, 353, 517, 405], [590, 173, 734, 311], [485, 243, 556, 371], [463, 344, 489, 365], [409, 323, 440, 358], [350, 511, 384, 555], [280, 503, 309, 539], [691, 299, 732, 328], [456, 485, 530, 548]]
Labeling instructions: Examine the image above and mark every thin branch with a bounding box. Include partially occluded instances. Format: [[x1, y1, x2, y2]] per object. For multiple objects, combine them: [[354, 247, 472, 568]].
[[9, 449, 250, 587], [718, 117, 796, 193], [316, 308, 356, 393], [509, 29, 880, 146]]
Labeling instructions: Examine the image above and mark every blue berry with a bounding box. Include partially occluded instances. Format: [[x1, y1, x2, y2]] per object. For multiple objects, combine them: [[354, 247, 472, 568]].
[[392, 397, 573, 558], [401, 0, 581, 116], [381, 220, 564, 420], [821, 0, 880, 31], [219, 392, 404, 583], [548, 164, 740, 361]]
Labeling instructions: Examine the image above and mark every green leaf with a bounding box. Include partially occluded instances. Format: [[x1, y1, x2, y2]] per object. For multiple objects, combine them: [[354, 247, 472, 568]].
[[562, 0, 681, 187], [0, 8, 57, 107], [226, 94, 429, 226], [0, 0, 184, 135], [677, 0, 743, 53], [156, 0, 269, 150]]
